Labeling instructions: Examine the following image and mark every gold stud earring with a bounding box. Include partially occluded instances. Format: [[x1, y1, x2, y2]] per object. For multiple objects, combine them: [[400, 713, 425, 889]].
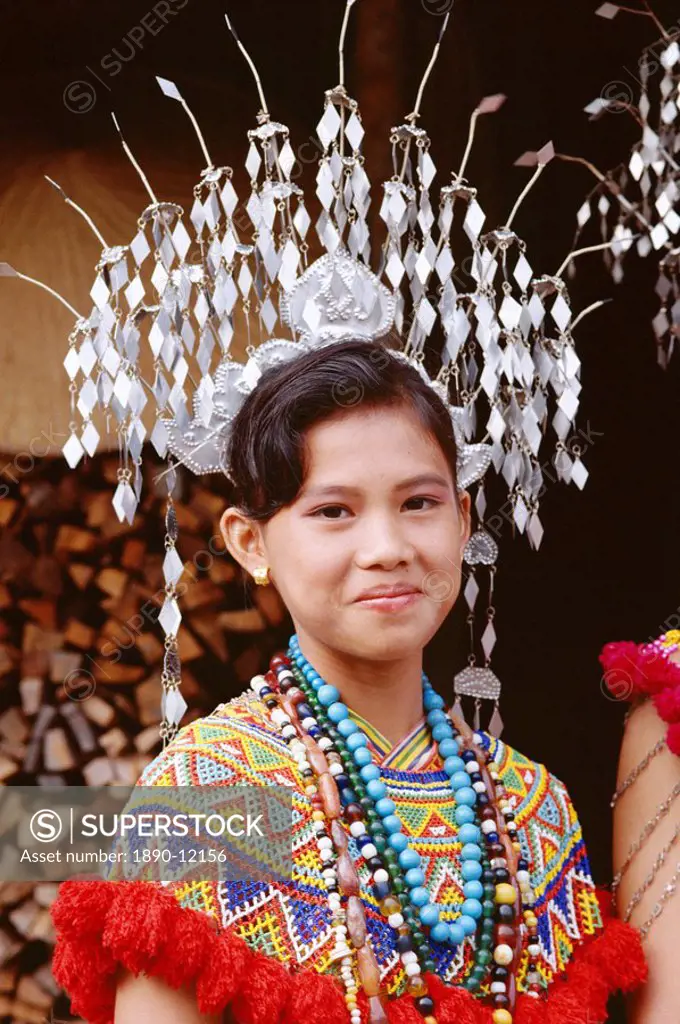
[[252, 565, 271, 586]]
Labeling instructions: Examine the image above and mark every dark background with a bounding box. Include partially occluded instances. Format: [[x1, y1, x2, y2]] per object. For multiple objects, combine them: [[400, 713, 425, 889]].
[[1, 0, 678, 980]]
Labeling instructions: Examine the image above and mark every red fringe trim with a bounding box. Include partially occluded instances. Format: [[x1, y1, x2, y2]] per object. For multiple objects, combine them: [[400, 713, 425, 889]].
[[50, 880, 646, 1024], [598, 638, 680, 754]]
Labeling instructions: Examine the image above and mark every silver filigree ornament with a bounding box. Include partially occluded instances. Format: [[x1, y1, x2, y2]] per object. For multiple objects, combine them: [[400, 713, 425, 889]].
[[463, 530, 499, 566], [280, 249, 396, 343], [4, 4, 599, 748], [455, 526, 503, 736], [164, 248, 493, 493], [453, 666, 504, 738], [576, 10, 680, 367]]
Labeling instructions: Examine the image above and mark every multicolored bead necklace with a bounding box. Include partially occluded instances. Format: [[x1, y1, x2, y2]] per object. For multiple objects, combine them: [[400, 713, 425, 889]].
[[250, 634, 542, 1024]]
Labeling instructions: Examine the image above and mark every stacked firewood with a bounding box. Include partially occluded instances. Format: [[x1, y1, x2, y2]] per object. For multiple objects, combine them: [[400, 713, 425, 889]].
[[0, 445, 289, 1022]]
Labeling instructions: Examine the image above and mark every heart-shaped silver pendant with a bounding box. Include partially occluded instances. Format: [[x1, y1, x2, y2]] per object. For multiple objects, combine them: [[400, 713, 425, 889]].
[[463, 530, 499, 566]]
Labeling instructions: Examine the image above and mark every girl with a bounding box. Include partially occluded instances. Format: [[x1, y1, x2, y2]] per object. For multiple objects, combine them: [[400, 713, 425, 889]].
[[50, 340, 645, 1024]]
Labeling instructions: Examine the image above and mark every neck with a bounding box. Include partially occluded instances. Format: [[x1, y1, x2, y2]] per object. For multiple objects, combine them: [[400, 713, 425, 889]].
[[293, 629, 425, 746]]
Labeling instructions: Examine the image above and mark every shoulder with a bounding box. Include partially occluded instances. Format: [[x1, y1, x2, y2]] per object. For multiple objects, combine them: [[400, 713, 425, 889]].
[[50, 688, 333, 1023], [137, 688, 299, 789], [484, 731, 586, 867], [483, 733, 604, 977], [483, 733, 646, 1011]]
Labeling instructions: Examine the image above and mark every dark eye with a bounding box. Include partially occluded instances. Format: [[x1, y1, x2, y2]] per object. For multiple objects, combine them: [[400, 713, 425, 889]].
[[403, 496, 440, 511], [310, 505, 350, 520]]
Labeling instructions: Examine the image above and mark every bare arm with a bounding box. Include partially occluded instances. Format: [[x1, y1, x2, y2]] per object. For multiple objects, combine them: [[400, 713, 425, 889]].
[[114, 968, 224, 1024], [614, 698, 680, 1023]]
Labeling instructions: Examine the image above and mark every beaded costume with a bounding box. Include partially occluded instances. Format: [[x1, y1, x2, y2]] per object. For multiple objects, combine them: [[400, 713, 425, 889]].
[[50, 656, 646, 1024]]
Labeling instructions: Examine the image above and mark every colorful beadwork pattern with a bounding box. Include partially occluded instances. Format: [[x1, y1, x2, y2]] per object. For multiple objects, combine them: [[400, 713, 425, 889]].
[[346, 710, 437, 771], [134, 689, 602, 998]]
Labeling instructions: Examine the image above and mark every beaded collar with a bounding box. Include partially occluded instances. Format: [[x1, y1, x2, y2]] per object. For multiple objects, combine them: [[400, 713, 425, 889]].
[[252, 637, 539, 1024], [346, 709, 437, 771]]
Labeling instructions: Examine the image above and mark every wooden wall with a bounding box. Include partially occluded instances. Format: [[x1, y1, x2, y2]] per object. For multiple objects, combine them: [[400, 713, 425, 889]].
[[0, 447, 291, 1021]]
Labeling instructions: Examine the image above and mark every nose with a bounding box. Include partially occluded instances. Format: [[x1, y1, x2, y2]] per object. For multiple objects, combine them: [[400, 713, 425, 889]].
[[353, 511, 415, 571]]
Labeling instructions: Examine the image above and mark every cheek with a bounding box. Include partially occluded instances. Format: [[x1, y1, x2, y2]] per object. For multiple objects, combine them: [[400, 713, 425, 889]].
[[421, 518, 466, 565], [418, 525, 466, 607], [271, 526, 348, 594]]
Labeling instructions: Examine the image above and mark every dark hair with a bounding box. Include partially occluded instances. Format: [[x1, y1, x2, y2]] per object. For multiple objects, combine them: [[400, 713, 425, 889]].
[[227, 338, 459, 521]]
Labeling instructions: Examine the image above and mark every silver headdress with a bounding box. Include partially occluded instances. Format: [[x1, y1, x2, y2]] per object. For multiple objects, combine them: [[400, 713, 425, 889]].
[[569, 4, 680, 367], [3, 2, 604, 744]]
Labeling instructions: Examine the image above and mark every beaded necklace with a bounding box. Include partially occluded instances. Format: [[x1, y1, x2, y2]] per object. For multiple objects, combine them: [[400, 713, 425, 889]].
[[250, 636, 542, 1024], [288, 637, 501, 953]]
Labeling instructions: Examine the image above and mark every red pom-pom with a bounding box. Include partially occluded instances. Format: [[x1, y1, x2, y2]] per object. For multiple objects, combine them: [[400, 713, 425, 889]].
[[51, 879, 118, 938], [514, 994, 547, 1024], [103, 882, 189, 975], [598, 640, 645, 699], [599, 640, 642, 675], [513, 913, 646, 1024], [545, 987, 597, 1024], [654, 684, 680, 722], [587, 918, 648, 992], [49, 879, 648, 1024], [230, 951, 292, 1024], [385, 993, 424, 1023], [284, 971, 348, 1024], [50, 879, 291, 1024], [598, 638, 680, 715], [556, 961, 610, 1021], [668, 722, 680, 755], [425, 974, 486, 1023], [195, 929, 254, 1013], [51, 934, 117, 1024], [638, 648, 680, 693]]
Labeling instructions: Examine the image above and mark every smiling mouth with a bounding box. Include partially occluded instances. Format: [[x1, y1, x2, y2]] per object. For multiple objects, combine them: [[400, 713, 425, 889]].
[[355, 592, 422, 611]]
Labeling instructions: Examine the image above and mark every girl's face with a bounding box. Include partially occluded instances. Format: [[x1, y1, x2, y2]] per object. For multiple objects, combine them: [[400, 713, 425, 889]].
[[248, 403, 471, 663]]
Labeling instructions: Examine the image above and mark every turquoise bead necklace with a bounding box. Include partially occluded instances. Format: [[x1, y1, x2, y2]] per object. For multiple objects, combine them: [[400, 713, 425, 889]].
[[288, 633, 487, 948]]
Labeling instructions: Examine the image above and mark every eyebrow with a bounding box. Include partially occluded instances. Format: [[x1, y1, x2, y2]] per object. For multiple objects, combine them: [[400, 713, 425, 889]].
[[302, 473, 452, 499]]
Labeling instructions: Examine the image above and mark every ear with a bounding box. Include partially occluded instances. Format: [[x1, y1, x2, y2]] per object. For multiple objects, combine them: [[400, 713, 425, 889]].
[[219, 506, 268, 577], [457, 489, 472, 552]]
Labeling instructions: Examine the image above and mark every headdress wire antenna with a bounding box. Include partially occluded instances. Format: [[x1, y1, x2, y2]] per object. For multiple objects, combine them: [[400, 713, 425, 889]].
[[110, 112, 159, 204], [155, 77, 214, 169], [570, 297, 613, 330], [600, 1, 670, 41], [224, 9, 299, 338], [338, 0, 360, 157], [44, 177, 109, 248], [224, 11, 270, 117], [338, 0, 359, 91], [555, 151, 671, 248], [398, 9, 452, 182], [378, 10, 453, 269], [0, 262, 83, 319], [555, 238, 641, 278]]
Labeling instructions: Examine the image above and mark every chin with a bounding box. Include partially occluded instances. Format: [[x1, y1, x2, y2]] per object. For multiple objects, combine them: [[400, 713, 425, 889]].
[[350, 621, 433, 660]]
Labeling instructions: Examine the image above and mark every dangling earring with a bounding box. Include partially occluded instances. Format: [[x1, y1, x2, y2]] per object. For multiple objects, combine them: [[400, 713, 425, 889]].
[[252, 565, 271, 586], [453, 479, 504, 737]]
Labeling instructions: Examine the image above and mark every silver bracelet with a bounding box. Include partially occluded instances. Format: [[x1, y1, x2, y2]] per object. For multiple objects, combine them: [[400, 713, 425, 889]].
[[624, 822, 680, 923], [611, 736, 667, 808], [639, 860, 680, 940], [612, 780, 680, 896]]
